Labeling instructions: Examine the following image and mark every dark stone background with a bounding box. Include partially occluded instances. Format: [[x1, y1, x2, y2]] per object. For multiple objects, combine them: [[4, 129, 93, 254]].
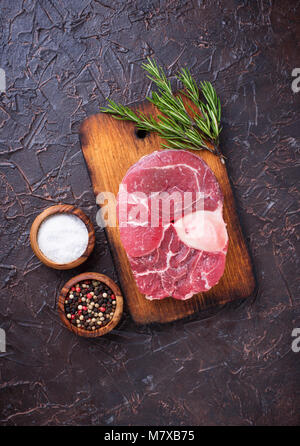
[[0, 0, 299, 426]]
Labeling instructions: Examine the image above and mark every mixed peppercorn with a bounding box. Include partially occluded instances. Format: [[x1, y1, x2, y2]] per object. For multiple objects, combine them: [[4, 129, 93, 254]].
[[64, 280, 116, 331]]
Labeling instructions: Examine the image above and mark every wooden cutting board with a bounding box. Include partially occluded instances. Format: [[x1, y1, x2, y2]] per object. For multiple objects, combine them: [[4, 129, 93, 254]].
[[79, 100, 255, 324]]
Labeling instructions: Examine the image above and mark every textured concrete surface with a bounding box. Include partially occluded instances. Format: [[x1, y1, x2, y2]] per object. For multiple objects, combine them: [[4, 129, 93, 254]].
[[0, 0, 299, 426]]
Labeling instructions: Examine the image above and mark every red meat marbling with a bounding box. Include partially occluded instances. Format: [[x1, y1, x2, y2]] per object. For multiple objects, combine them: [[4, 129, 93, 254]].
[[117, 150, 228, 300]]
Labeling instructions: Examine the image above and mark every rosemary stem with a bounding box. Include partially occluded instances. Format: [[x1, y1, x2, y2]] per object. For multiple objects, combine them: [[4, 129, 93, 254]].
[[101, 58, 223, 160]]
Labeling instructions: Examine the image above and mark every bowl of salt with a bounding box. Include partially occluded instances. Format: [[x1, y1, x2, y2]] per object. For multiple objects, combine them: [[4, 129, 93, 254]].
[[30, 204, 95, 270]]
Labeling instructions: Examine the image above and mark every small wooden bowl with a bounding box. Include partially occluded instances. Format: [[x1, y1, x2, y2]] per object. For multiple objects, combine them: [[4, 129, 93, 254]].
[[30, 204, 95, 270], [58, 272, 123, 337]]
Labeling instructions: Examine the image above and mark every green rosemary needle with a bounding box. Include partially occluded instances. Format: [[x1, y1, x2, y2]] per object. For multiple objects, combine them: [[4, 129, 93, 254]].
[[101, 57, 224, 162]]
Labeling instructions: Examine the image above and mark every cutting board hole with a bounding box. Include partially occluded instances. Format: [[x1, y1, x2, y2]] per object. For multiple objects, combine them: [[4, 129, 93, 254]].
[[135, 129, 148, 139]]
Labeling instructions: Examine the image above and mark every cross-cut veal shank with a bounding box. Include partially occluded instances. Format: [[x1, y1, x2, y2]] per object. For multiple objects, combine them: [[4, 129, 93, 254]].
[[117, 149, 228, 300]]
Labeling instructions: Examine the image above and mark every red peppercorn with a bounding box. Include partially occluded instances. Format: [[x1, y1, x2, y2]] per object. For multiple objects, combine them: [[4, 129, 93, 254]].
[[64, 279, 115, 331]]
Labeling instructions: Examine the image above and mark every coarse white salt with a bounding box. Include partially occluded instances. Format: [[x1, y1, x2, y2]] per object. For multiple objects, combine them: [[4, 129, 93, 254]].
[[37, 213, 89, 264]]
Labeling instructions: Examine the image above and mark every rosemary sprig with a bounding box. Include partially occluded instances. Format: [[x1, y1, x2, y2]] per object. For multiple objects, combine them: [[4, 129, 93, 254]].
[[101, 58, 224, 161]]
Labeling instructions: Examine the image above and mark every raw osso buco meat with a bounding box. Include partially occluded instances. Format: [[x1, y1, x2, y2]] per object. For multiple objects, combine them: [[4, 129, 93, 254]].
[[117, 150, 228, 300]]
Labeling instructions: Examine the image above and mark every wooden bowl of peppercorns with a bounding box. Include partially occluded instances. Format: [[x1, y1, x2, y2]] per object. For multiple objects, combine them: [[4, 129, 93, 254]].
[[58, 272, 123, 337]]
